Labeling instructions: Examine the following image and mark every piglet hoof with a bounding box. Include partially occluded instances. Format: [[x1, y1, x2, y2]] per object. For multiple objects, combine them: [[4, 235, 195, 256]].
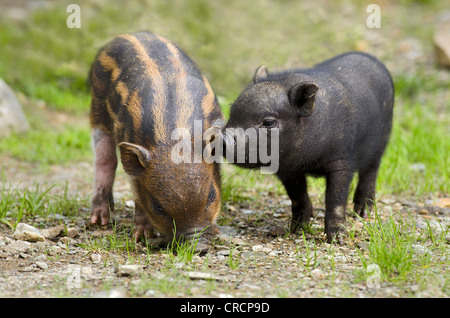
[[353, 204, 370, 220], [132, 223, 156, 243], [290, 219, 311, 235], [326, 225, 346, 244], [90, 206, 111, 226]]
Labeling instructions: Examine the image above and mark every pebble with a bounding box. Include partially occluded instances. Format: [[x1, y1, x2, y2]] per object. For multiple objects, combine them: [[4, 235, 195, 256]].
[[47, 246, 62, 256], [125, 200, 135, 208], [217, 250, 230, 257], [231, 237, 247, 246], [252, 244, 272, 253], [3, 240, 31, 254], [34, 254, 47, 262], [116, 264, 143, 277], [66, 227, 79, 238], [310, 268, 325, 280], [270, 225, 286, 236], [35, 261, 48, 270], [40, 225, 65, 239], [411, 244, 431, 255], [13, 223, 45, 242], [185, 271, 229, 281], [90, 253, 102, 263]]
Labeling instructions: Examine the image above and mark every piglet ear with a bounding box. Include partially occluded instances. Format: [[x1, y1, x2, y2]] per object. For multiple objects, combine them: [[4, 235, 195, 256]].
[[118, 142, 151, 176], [288, 82, 319, 117], [252, 65, 268, 82]]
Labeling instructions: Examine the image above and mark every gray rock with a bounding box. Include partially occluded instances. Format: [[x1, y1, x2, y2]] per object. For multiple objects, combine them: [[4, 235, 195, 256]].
[[434, 13, 450, 67], [40, 225, 65, 239], [185, 271, 229, 281], [35, 261, 48, 270], [90, 253, 101, 263], [310, 268, 326, 280], [411, 244, 431, 255], [3, 240, 31, 254], [13, 223, 45, 242], [116, 264, 143, 277], [0, 79, 30, 136]]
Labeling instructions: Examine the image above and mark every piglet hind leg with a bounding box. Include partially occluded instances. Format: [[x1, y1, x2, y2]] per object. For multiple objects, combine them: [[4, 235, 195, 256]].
[[325, 169, 354, 244], [90, 128, 117, 226], [353, 160, 381, 218]]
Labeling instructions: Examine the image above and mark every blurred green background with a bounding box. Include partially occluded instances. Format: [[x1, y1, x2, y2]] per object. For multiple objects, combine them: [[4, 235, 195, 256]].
[[0, 0, 448, 197]]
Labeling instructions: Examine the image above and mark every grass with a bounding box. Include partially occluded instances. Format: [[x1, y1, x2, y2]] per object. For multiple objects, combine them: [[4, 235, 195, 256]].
[[352, 206, 449, 287], [0, 179, 85, 229]]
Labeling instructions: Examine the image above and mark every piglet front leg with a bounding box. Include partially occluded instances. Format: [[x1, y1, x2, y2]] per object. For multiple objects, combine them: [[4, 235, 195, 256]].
[[132, 201, 157, 243], [325, 168, 354, 244], [90, 128, 117, 226]]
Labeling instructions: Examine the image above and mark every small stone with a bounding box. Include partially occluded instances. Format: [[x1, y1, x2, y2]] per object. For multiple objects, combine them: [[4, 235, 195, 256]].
[[116, 264, 142, 277], [269, 250, 282, 256], [310, 268, 325, 280], [35, 261, 48, 270], [47, 246, 62, 256], [19, 266, 35, 272], [3, 240, 31, 254], [270, 225, 286, 237], [66, 227, 79, 238], [144, 289, 156, 297], [434, 16, 450, 67], [90, 253, 101, 263], [435, 198, 450, 208], [34, 254, 47, 262], [40, 225, 65, 239], [34, 241, 49, 251], [419, 209, 429, 215], [252, 244, 272, 253], [215, 233, 232, 244], [13, 223, 45, 242], [217, 249, 230, 257], [125, 200, 135, 208], [231, 237, 247, 246], [59, 237, 72, 244], [218, 225, 238, 236], [411, 244, 431, 255], [0, 78, 30, 137], [81, 266, 95, 276], [185, 271, 228, 281], [194, 241, 210, 254]]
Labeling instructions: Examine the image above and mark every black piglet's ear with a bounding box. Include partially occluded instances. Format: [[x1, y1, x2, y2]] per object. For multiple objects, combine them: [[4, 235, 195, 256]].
[[288, 82, 319, 117], [252, 65, 269, 83]]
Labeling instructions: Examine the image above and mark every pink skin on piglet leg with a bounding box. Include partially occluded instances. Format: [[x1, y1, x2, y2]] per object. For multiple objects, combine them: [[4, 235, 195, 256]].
[[90, 128, 117, 226]]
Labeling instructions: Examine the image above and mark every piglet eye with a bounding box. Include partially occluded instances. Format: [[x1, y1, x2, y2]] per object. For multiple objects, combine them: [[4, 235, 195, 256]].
[[261, 119, 277, 128], [207, 186, 216, 206], [151, 199, 166, 216]]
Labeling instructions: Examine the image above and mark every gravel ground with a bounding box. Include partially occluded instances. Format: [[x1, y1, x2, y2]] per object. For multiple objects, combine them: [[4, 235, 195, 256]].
[[0, 159, 448, 298]]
